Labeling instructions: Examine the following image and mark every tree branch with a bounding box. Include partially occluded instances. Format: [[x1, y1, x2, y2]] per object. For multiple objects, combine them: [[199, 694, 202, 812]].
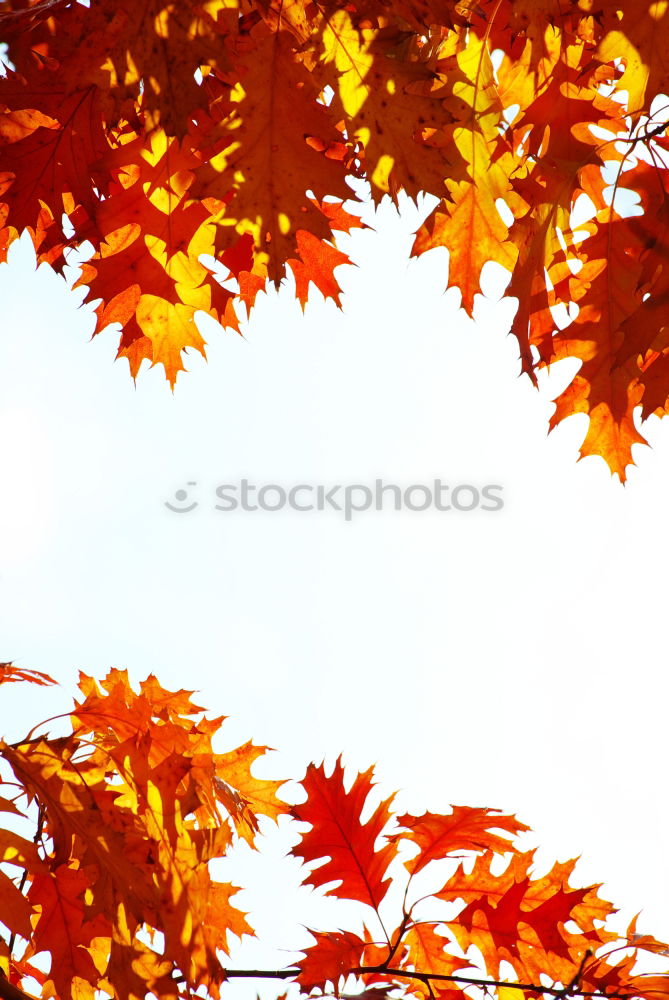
[[218, 966, 633, 1000], [0, 961, 633, 1000], [0, 971, 39, 1000]]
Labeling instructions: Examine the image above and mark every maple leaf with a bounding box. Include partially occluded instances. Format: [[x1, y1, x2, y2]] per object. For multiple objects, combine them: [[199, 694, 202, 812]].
[[202, 882, 252, 955], [0, 829, 45, 872], [596, 3, 669, 116], [411, 36, 519, 312], [578, 953, 669, 1000], [0, 796, 22, 816], [291, 757, 397, 913]]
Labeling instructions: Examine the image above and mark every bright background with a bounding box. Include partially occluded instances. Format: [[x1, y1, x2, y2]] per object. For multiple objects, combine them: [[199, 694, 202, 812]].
[[1, 190, 669, 991]]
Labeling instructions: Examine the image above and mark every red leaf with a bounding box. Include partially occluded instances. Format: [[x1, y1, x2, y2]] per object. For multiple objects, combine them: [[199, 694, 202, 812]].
[[297, 930, 365, 990], [28, 865, 108, 999], [291, 757, 397, 913]]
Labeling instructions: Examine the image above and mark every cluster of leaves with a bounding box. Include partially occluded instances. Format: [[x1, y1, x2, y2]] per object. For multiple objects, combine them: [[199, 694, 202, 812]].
[[0, 661, 286, 1000], [3, 0, 669, 477], [1, 662, 669, 1000]]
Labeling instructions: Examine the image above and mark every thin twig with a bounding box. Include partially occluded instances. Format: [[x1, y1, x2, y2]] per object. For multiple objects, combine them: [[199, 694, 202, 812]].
[[219, 965, 635, 1000]]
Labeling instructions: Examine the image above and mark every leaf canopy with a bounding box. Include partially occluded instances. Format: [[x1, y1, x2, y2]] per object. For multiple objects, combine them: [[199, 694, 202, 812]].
[[2, 0, 669, 476]]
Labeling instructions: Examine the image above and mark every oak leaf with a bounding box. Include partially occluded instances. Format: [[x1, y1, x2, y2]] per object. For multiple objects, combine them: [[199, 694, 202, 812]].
[[0, 662, 55, 687], [401, 923, 469, 998], [297, 930, 366, 991], [6, 0, 669, 476], [0, 669, 281, 1000], [394, 805, 529, 874], [2, 667, 669, 1000], [291, 757, 397, 913], [438, 852, 615, 982]]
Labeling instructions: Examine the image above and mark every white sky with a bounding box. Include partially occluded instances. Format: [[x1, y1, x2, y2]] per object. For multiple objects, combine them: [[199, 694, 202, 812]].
[[1, 191, 669, 995]]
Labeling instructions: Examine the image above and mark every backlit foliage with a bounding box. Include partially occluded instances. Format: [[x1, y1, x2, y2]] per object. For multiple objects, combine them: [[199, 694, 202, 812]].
[[2, 0, 669, 476], [1, 663, 669, 1000]]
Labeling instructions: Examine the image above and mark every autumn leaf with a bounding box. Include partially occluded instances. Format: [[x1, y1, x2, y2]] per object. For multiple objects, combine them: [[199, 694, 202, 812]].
[[0, 65, 110, 269], [0, 669, 283, 1000], [438, 851, 615, 982], [626, 915, 669, 958], [394, 806, 528, 874], [0, 869, 35, 940], [309, 11, 456, 201], [0, 0, 233, 137], [192, 25, 357, 284], [401, 923, 469, 998], [213, 739, 289, 842], [297, 930, 366, 991], [28, 866, 108, 1000], [288, 229, 351, 307], [0, 662, 56, 687], [202, 882, 252, 955], [6, 1, 669, 467], [0, 666, 667, 1000], [73, 130, 239, 386], [291, 757, 397, 913]]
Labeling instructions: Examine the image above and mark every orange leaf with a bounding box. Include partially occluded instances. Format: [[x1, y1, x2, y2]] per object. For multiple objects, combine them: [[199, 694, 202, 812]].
[[0, 662, 56, 687], [401, 923, 469, 998], [439, 852, 615, 982], [288, 230, 351, 308], [395, 806, 528, 874], [297, 930, 366, 990]]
